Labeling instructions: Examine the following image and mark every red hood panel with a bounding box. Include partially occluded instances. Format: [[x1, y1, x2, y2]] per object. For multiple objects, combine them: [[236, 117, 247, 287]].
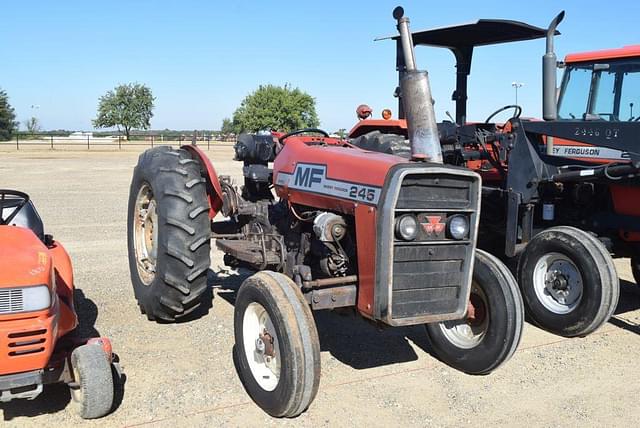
[[0, 226, 52, 287]]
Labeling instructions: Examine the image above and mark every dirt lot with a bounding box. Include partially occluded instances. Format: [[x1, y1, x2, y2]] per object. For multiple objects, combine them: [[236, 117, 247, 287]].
[[0, 147, 639, 427]]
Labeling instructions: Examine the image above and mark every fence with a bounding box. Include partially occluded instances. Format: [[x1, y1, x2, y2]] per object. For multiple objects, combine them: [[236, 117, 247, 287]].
[[3, 132, 237, 151]]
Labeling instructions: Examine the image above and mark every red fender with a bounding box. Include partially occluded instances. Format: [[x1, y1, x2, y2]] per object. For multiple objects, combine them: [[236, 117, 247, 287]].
[[181, 144, 224, 218]]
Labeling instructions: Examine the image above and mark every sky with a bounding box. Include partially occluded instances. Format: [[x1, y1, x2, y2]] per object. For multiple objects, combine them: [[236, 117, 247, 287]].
[[1, 0, 639, 132]]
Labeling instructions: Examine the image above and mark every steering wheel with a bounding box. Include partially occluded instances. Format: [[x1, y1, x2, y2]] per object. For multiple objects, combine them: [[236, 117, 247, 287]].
[[0, 189, 30, 225], [485, 105, 523, 124], [279, 128, 330, 144]]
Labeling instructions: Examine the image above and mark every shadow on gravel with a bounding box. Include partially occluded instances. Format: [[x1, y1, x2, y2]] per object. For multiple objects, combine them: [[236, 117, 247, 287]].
[[609, 279, 640, 335], [614, 279, 640, 315], [313, 310, 431, 369], [0, 289, 126, 421]]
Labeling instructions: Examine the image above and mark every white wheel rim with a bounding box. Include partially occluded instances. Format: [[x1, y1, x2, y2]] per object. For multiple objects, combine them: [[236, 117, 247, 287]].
[[439, 282, 489, 349], [70, 366, 82, 402], [243, 302, 281, 391], [133, 183, 158, 285], [533, 252, 583, 314]]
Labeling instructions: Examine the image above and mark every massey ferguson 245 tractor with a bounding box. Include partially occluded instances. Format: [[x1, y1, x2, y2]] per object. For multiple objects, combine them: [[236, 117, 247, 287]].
[[0, 190, 116, 419], [127, 9, 523, 418], [350, 9, 640, 338]]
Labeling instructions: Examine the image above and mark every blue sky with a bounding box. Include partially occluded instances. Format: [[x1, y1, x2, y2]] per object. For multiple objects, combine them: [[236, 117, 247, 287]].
[[1, 1, 638, 132]]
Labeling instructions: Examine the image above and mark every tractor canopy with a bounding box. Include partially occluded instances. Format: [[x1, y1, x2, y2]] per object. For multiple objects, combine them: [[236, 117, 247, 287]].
[[378, 18, 559, 124]]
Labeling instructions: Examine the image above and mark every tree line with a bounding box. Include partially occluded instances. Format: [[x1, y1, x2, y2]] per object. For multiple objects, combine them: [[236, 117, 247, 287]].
[[1, 83, 323, 142]]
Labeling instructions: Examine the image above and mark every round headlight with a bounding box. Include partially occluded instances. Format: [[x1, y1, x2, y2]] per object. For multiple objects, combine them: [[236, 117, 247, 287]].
[[447, 215, 469, 240], [395, 214, 418, 241]]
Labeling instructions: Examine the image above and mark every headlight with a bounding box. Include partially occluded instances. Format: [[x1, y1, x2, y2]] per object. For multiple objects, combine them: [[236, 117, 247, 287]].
[[0, 285, 51, 314], [447, 215, 469, 240], [395, 214, 418, 241]]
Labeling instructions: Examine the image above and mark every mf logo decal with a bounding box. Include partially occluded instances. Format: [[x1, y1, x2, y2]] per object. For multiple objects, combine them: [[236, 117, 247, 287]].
[[293, 165, 324, 188], [276, 163, 381, 205], [422, 216, 445, 234]]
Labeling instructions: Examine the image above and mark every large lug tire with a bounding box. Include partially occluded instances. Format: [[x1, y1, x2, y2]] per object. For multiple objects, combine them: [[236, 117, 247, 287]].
[[631, 255, 640, 286], [127, 146, 211, 322], [234, 271, 320, 418], [70, 344, 115, 419], [517, 226, 619, 337], [425, 249, 524, 375]]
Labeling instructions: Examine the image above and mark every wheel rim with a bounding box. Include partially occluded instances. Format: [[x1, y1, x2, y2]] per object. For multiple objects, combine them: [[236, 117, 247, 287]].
[[438, 282, 490, 349], [533, 252, 583, 314], [134, 183, 158, 285], [70, 366, 82, 402], [243, 302, 281, 391]]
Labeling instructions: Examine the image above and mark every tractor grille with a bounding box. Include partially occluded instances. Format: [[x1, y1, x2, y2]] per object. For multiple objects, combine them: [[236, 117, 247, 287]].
[[375, 166, 480, 326], [0, 289, 24, 314]]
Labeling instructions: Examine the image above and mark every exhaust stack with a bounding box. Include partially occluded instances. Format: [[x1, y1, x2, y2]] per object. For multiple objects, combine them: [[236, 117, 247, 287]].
[[542, 11, 565, 121], [394, 7, 443, 163]]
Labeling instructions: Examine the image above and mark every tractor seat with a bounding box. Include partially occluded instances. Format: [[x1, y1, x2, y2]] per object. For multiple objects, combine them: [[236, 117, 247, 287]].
[[0, 200, 45, 241]]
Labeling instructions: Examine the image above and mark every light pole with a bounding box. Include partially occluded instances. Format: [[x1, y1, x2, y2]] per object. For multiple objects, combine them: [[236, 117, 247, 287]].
[[511, 82, 523, 105]]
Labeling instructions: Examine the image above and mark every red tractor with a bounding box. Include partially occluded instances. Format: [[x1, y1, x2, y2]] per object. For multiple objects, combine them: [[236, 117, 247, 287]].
[[350, 9, 640, 337], [127, 9, 523, 418], [0, 190, 116, 419]]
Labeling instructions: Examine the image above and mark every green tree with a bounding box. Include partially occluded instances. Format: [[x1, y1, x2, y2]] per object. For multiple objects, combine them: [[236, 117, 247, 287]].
[[220, 117, 234, 135], [335, 128, 347, 139], [93, 83, 155, 139], [232, 84, 319, 133], [25, 117, 41, 134], [0, 88, 18, 141]]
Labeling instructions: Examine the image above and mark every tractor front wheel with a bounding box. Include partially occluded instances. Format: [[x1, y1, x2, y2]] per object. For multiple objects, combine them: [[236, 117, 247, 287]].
[[425, 249, 524, 375], [517, 226, 619, 337], [70, 344, 114, 419], [234, 271, 320, 418], [127, 146, 211, 322]]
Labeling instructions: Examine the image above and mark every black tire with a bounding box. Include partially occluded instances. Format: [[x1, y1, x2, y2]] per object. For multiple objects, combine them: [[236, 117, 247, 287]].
[[234, 271, 320, 418], [127, 146, 211, 322], [632, 255, 640, 286], [517, 226, 619, 337], [70, 344, 114, 419], [425, 249, 524, 375]]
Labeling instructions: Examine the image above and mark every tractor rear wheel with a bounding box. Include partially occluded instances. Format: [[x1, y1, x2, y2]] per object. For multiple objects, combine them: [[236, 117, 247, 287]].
[[517, 226, 619, 337], [425, 249, 524, 375], [631, 255, 640, 286], [127, 146, 211, 322], [234, 271, 320, 418]]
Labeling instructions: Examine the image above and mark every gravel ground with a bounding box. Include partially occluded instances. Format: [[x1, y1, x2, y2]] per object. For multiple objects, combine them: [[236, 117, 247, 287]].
[[0, 147, 639, 427]]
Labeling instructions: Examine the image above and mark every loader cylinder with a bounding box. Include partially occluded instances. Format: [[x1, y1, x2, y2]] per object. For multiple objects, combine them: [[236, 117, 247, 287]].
[[401, 70, 443, 163]]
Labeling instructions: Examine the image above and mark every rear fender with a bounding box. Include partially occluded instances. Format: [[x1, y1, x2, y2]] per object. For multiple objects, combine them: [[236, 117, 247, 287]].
[[181, 144, 223, 218]]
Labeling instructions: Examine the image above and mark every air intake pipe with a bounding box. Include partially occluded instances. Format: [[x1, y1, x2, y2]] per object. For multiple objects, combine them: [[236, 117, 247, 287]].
[[394, 7, 443, 163], [542, 11, 565, 121]]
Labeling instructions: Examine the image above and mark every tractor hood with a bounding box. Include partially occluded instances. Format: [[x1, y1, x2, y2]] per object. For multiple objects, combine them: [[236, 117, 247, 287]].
[[0, 226, 52, 288]]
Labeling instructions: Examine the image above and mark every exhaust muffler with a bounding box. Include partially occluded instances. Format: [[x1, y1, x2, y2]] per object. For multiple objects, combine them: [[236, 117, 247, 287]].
[[394, 7, 443, 163]]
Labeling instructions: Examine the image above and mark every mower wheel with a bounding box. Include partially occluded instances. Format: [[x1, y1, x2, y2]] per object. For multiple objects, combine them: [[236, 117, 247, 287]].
[[234, 271, 320, 418], [517, 226, 619, 337], [70, 344, 114, 419], [426, 249, 524, 375], [632, 255, 640, 286], [128, 146, 211, 322]]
